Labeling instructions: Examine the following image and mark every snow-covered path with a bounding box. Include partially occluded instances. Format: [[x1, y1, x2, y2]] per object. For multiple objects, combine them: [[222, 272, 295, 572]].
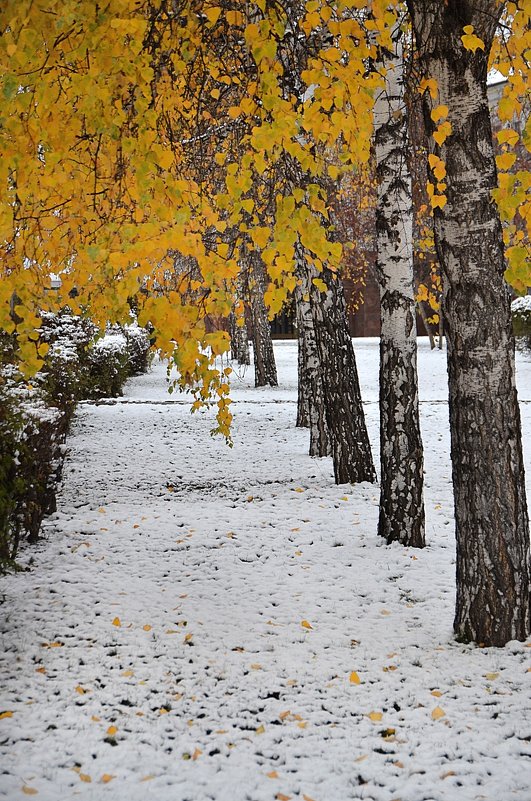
[[1, 340, 530, 801]]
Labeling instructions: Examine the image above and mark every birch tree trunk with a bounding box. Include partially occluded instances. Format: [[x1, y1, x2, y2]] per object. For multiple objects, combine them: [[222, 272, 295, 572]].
[[374, 27, 425, 548], [229, 311, 250, 366], [249, 250, 278, 388], [308, 262, 376, 484], [408, 0, 530, 645], [295, 256, 330, 456]]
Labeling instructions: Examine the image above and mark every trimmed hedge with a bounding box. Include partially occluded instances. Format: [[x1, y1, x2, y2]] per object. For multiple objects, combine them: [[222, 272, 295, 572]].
[[0, 314, 151, 571]]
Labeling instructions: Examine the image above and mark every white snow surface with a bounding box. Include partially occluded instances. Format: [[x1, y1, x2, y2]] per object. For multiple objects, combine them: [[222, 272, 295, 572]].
[[1, 338, 530, 801]]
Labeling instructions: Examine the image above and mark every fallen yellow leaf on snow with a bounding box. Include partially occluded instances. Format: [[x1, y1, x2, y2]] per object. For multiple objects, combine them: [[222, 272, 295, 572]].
[[143, 625, 152, 632], [303, 795, 316, 801], [101, 774, 115, 784], [75, 686, 85, 695], [267, 771, 279, 779], [112, 617, 121, 627], [192, 748, 202, 760], [349, 671, 361, 685], [21, 787, 38, 795], [354, 754, 368, 763], [121, 670, 134, 677], [431, 690, 442, 697], [294, 487, 305, 492], [35, 667, 46, 674], [484, 672, 500, 681], [368, 711, 383, 722], [140, 775, 155, 782], [276, 794, 291, 801], [432, 706, 446, 720], [301, 620, 313, 629], [79, 773, 91, 783], [279, 710, 291, 721], [107, 726, 118, 736], [256, 724, 265, 734]]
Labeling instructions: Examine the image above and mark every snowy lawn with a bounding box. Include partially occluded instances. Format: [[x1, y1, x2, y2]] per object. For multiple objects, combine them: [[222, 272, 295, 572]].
[[1, 338, 530, 801]]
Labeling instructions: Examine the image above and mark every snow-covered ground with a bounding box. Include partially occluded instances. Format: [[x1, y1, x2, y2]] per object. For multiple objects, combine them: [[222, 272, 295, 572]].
[[1, 339, 530, 801]]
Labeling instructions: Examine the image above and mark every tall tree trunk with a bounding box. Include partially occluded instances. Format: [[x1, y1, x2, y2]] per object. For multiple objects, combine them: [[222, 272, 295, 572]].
[[294, 256, 330, 456], [229, 310, 250, 366], [374, 25, 425, 548], [307, 261, 376, 485], [249, 251, 278, 387], [408, 0, 530, 645]]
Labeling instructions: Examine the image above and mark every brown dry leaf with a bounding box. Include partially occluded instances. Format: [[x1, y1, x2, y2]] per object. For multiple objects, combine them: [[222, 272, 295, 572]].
[[140, 775, 155, 782], [349, 671, 361, 685], [267, 771, 279, 779], [279, 710, 291, 721], [250, 663, 262, 670], [368, 711, 383, 722], [79, 773, 91, 783], [301, 620, 313, 630], [383, 665, 397, 672], [35, 667, 46, 674], [107, 726, 118, 736], [21, 787, 38, 795], [112, 617, 121, 627], [394, 761, 404, 769], [441, 771, 456, 779], [276, 795, 291, 801], [354, 754, 368, 763], [42, 642, 63, 648], [431, 706, 445, 720], [101, 774, 115, 784], [143, 625, 152, 632], [302, 795, 316, 801], [380, 609, 391, 616], [192, 748, 202, 760]]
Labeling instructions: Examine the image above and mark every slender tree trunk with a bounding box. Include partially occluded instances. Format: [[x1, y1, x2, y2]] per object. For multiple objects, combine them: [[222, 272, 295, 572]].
[[408, 0, 530, 645], [374, 26, 425, 548], [249, 251, 278, 387], [229, 310, 250, 366], [294, 257, 330, 455], [306, 261, 376, 484]]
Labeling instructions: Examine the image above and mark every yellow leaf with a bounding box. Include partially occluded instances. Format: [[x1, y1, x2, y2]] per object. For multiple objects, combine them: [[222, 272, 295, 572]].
[[21, 787, 38, 796], [368, 711, 383, 722], [303, 795, 316, 801], [419, 78, 438, 99], [431, 706, 445, 720], [431, 105, 448, 123], [79, 773, 92, 783], [101, 774, 115, 784], [354, 754, 368, 762], [349, 671, 361, 685], [485, 672, 500, 681], [256, 724, 266, 734], [250, 663, 262, 670], [121, 670, 134, 677], [267, 770, 279, 778], [294, 487, 305, 493], [497, 129, 519, 146], [141, 775, 155, 782], [75, 686, 85, 695], [433, 121, 452, 146], [276, 795, 291, 801], [301, 620, 313, 629], [431, 194, 447, 210], [107, 726, 118, 736], [496, 153, 516, 172], [0, 711, 13, 719], [192, 748, 202, 760], [205, 7, 221, 24], [431, 690, 442, 697], [461, 26, 485, 53], [143, 625, 152, 632], [112, 617, 121, 627]]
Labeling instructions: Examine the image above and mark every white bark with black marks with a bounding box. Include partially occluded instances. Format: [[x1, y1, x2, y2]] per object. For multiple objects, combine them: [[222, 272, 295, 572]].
[[408, 0, 530, 645], [373, 25, 425, 548]]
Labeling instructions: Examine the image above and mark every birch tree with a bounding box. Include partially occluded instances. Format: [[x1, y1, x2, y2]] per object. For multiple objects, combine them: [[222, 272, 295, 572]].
[[373, 18, 425, 547], [407, 0, 530, 645]]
